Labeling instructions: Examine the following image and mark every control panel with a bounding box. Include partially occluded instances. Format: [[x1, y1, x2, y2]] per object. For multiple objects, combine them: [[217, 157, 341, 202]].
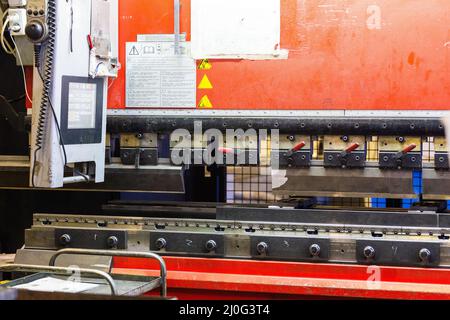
[[25, 0, 48, 42]]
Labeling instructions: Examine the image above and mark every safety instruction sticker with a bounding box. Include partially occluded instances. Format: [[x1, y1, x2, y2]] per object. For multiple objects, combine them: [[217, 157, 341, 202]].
[[126, 41, 196, 108]]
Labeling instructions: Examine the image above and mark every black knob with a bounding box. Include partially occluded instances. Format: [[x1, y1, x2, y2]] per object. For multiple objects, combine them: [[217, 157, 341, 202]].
[[363, 246, 375, 259], [309, 244, 321, 257], [25, 21, 45, 42], [59, 234, 71, 246], [205, 240, 217, 252], [419, 248, 431, 262], [39, 10, 45, 15], [155, 238, 167, 250], [256, 242, 268, 255], [107, 236, 118, 248]]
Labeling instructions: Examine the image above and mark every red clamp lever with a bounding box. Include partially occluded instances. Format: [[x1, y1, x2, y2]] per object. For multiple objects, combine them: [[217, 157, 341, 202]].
[[218, 147, 234, 154], [87, 35, 94, 50], [341, 143, 360, 157], [395, 144, 416, 159], [401, 144, 417, 154], [292, 141, 306, 152], [286, 141, 306, 157]]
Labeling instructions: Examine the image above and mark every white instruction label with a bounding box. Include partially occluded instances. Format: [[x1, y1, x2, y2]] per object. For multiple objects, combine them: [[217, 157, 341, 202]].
[[126, 41, 196, 108]]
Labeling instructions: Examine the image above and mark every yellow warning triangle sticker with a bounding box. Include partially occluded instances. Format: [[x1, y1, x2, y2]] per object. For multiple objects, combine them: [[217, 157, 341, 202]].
[[198, 74, 213, 89], [198, 95, 213, 108], [198, 59, 212, 70]]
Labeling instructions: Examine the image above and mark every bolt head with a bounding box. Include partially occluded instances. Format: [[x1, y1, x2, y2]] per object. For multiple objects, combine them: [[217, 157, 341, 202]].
[[107, 236, 119, 248], [155, 238, 167, 250], [205, 240, 217, 252], [363, 246, 375, 259], [256, 242, 268, 254], [309, 244, 321, 257], [419, 248, 431, 262], [59, 234, 71, 246]]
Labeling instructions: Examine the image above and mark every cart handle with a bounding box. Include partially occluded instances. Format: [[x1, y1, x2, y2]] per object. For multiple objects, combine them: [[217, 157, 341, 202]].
[[0, 264, 118, 295], [49, 249, 167, 297]]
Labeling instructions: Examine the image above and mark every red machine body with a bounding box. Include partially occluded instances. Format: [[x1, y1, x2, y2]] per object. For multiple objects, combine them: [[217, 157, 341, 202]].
[[113, 257, 450, 300], [108, 0, 450, 111]]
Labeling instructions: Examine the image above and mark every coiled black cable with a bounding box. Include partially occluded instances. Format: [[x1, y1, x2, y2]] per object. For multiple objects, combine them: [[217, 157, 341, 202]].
[[32, 0, 60, 187]]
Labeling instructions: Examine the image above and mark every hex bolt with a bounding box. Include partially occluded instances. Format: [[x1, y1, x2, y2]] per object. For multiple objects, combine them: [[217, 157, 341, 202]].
[[287, 135, 295, 141], [341, 136, 349, 142], [155, 238, 167, 250], [205, 240, 217, 252], [256, 242, 269, 255], [419, 248, 431, 262], [107, 236, 119, 248], [59, 234, 71, 246], [363, 246, 376, 259], [309, 244, 321, 257]]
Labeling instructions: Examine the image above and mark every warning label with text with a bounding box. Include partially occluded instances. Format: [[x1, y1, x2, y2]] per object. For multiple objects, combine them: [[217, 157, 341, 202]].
[[126, 41, 196, 108]]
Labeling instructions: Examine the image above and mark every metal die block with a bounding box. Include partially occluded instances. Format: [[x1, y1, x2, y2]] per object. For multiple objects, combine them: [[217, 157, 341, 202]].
[[422, 169, 450, 200], [250, 236, 330, 262], [324, 135, 366, 151], [434, 137, 448, 153], [150, 232, 225, 255], [378, 136, 422, 152], [356, 240, 440, 267], [276, 135, 311, 151], [120, 133, 158, 148], [54, 228, 128, 250], [120, 148, 158, 166]]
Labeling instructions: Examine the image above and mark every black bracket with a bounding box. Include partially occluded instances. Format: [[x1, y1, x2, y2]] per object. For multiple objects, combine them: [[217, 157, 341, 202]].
[[356, 240, 440, 267], [435, 153, 450, 170], [324, 151, 366, 168], [54, 228, 127, 250], [250, 236, 330, 262], [379, 152, 422, 169]]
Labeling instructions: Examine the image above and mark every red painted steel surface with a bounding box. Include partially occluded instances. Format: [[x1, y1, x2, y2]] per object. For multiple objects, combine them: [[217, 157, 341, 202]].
[[113, 257, 450, 300], [108, 0, 450, 110]]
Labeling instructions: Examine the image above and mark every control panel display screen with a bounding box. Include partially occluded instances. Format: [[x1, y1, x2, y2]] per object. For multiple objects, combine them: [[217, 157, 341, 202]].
[[67, 82, 97, 129]]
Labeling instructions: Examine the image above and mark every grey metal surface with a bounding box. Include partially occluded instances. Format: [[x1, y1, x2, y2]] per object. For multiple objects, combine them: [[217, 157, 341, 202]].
[[18, 213, 450, 268], [14, 249, 112, 272], [422, 169, 450, 200], [0, 158, 185, 193], [272, 167, 416, 199], [0, 264, 118, 295], [2, 272, 160, 296], [216, 207, 440, 228], [48, 248, 167, 297], [107, 109, 449, 118]]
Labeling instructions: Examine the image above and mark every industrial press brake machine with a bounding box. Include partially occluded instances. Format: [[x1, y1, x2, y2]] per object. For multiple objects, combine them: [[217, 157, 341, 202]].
[[0, 0, 450, 299]]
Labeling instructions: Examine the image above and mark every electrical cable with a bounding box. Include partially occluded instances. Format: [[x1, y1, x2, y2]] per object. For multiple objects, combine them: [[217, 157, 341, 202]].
[[31, 0, 68, 187], [9, 35, 33, 104], [1, 17, 15, 55], [6, 94, 25, 103]]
